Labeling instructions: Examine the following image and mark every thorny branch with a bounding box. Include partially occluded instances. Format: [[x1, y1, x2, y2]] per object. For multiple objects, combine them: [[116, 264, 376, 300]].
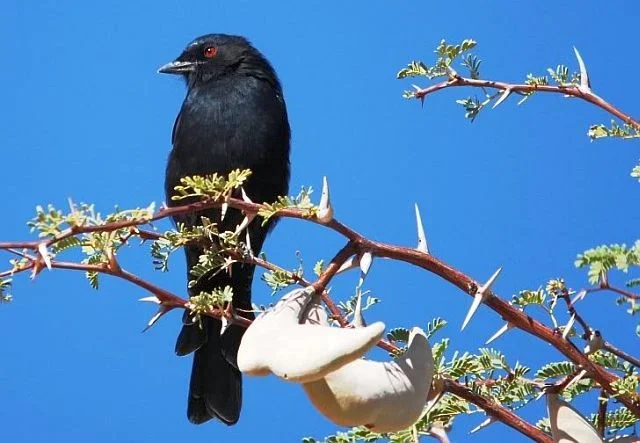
[[444, 379, 552, 443], [1, 194, 639, 426], [412, 75, 639, 130]]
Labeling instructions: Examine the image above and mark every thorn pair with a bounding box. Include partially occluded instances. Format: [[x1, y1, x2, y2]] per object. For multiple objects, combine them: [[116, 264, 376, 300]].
[[30, 243, 52, 279], [461, 268, 502, 331], [139, 295, 175, 332]]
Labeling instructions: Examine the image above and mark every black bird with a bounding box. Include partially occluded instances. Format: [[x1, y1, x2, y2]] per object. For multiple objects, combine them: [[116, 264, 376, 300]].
[[159, 34, 291, 425]]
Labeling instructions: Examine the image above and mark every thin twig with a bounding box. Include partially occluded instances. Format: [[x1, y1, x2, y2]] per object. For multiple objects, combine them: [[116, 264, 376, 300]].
[[597, 389, 608, 437], [413, 76, 639, 128], [443, 379, 553, 443], [603, 341, 640, 369]]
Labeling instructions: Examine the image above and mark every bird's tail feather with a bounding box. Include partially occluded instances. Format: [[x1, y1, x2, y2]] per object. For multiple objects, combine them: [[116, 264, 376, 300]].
[[185, 316, 242, 425]]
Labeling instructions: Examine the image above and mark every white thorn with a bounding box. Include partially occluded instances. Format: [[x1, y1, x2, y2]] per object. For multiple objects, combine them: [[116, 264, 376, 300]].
[[573, 46, 590, 91], [245, 230, 253, 256], [30, 261, 44, 280], [358, 252, 373, 287], [142, 306, 169, 332], [37, 243, 52, 270], [492, 88, 512, 109], [414, 203, 429, 254], [359, 252, 373, 276], [336, 255, 358, 275], [139, 295, 161, 304], [562, 313, 576, 339], [478, 267, 502, 297], [317, 176, 334, 223], [462, 268, 502, 331], [411, 84, 422, 92], [234, 214, 256, 236], [220, 202, 228, 222], [240, 187, 253, 203], [461, 293, 484, 331], [571, 289, 587, 305], [469, 417, 496, 434], [485, 322, 513, 344], [220, 316, 229, 335], [351, 291, 366, 328], [564, 369, 588, 391]]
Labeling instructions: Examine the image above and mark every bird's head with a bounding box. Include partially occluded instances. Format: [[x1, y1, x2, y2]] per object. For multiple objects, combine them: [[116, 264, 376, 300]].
[[158, 34, 279, 88]]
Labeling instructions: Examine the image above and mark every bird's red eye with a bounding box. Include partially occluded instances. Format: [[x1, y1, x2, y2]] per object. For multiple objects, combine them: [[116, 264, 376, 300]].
[[203, 46, 218, 58]]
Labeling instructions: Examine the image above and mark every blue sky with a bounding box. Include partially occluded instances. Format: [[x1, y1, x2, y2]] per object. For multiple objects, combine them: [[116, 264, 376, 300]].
[[1, 1, 639, 441]]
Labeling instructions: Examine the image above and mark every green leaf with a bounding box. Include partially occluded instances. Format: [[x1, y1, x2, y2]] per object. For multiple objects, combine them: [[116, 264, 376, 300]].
[[588, 121, 640, 140], [535, 361, 575, 379], [313, 259, 324, 277], [189, 286, 233, 316], [171, 169, 252, 202], [426, 317, 447, 339], [387, 327, 409, 343], [258, 186, 318, 224]]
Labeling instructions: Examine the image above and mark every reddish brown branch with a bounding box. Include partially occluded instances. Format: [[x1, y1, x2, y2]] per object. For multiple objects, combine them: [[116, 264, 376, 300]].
[[2, 195, 638, 415], [443, 379, 552, 443], [603, 284, 640, 301], [597, 389, 608, 437], [603, 341, 640, 369], [413, 76, 639, 128]]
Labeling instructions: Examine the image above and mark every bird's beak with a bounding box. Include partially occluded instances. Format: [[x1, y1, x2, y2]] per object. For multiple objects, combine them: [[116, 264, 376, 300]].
[[157, 60, 196, 74]]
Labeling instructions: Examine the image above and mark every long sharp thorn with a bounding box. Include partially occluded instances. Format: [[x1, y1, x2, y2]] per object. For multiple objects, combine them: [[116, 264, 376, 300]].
[[411, 84, 422, 92], [564, 369, 588, 391], [462, 268, 502, 331], [220, 202, 228, 222], [562, 313, 576, 339], [220, 315, 229, 334], [573, 46, 590, 90], [240, 187, 253, 203], [351, 291, 366, 328], [234, 215, 255, 235], [245, 230, 253, 256], [317, 176, 334, 223], [358, 252, 373, 287], [571, 289, 587, 305], [335, 255, 358, 275], [30, 260, 43, 280], [414, 203, 429, 254], [485, 322, 513, 344], [478, 267, 502, 296], [461, 293, 484, 331], [139, 295, 161, 304], [37, 243, 52, 270], [470, 417, 496, 434], [492, 88, 512, 109], [142, 307, 169, 332]]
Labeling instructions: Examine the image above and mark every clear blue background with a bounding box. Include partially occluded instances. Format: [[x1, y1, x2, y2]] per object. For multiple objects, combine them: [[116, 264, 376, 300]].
[[1, 1, 638, 441]]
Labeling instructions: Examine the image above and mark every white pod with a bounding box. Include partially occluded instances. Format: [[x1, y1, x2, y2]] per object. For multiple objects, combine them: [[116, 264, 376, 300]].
[[302, 327, 434, 433], [547, 395, 602, 443], [237, 287, 385, 383]]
